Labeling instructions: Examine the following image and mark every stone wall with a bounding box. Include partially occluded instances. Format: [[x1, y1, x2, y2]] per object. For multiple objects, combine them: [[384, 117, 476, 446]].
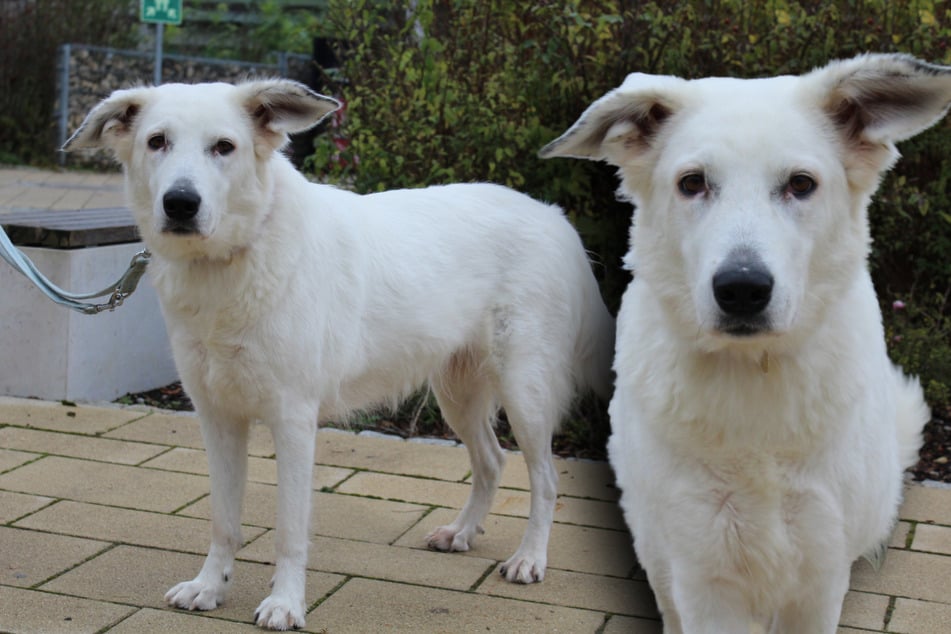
[[57, 44, 313, 169]]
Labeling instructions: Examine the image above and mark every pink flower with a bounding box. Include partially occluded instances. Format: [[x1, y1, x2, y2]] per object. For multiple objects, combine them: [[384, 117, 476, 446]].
[[892, 300, 906, 311]]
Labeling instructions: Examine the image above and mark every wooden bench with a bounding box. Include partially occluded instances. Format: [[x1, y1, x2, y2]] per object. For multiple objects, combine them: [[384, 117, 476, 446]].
[[1, 207, 139, 248], [0, 208, 178, 402]]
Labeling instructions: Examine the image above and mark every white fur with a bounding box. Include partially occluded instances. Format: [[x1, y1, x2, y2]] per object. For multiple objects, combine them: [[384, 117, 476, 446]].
[[66, 80, 614, 630], [541, 53, 948, 632]]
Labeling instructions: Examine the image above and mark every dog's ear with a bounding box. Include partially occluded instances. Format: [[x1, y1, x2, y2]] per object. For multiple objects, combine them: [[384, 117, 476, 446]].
[[813, 53, 951, 173], [239, 80, 341, 152], [539, 73, 684, 166], [62, 87, 149, 162], [817, 53, 951, 143]]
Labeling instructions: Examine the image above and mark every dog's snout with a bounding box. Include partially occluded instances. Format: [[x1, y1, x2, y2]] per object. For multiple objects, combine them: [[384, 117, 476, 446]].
[[163, 184, 201, 222], [713, 265, 773, 317]]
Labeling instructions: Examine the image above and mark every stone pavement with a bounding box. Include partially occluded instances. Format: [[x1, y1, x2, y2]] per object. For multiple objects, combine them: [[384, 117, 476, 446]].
[[0, 396, 948, 633], [0, 166, 124, 215]]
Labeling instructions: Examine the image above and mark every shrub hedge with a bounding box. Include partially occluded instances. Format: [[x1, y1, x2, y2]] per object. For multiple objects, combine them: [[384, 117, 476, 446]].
[[0, 0, 136, 164], [315, 0, 951, 413]]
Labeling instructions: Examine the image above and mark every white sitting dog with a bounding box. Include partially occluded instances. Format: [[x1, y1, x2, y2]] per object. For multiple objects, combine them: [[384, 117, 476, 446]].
[[66, 80, 614, 630], [541, 53, 948, 632]]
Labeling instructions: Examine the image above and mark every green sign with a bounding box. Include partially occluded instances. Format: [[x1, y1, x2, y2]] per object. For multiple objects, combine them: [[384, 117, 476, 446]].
[[141, 0, 183, 25]]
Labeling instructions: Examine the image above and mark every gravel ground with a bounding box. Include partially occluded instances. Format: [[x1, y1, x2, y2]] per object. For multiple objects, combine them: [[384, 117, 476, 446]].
[[119, 382, 950, 484]]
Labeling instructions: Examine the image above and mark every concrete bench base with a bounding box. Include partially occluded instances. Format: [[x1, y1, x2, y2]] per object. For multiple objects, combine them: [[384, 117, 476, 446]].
[[0, 241, 178, 402]]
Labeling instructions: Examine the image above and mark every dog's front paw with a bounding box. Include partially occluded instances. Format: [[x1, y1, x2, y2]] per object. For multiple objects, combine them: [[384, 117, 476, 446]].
[[164, 578, 226, 611], [254, 594, 306, 631], [500, 551, 546, 584], [425, 524, 483, 552]]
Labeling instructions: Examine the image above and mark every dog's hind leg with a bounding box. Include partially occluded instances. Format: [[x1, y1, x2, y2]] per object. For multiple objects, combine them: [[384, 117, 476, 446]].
[[496, 360, 566, 584], [254, 407, 319, 630], [165, 411, 250, 612], [426, 350, 506, 554]]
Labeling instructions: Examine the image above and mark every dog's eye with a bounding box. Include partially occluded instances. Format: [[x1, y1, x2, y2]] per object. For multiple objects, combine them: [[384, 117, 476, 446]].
[[214, 140, 235, 156], [787, 173, 816, 199], [147, 134, 167, 151], [678, 173, 707, 197]]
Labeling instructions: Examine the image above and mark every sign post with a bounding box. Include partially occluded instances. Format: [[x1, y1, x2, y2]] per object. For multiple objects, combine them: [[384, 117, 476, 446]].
[[140, 0, 184, 85]]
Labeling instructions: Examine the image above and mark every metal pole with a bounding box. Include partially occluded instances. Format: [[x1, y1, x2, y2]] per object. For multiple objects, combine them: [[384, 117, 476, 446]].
[[57, 43, 71, 165], [154, 23, 163, 85]]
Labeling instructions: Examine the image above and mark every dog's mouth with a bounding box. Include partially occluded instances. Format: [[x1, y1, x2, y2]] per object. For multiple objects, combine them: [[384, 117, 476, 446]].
[[162, 222, 201, 236], [715, 316, 772, 338]]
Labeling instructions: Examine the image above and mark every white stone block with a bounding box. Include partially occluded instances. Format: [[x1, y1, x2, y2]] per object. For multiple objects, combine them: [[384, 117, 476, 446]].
[[0, 242, 178, 402]]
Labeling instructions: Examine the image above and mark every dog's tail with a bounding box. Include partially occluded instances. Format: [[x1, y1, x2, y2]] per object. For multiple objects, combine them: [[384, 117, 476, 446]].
[[575, 281, 616, 401], [893, 366, 931, 471]]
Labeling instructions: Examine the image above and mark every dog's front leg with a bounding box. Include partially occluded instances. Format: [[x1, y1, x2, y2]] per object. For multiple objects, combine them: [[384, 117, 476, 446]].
[[254, 412, 317, 631], [771, 564, 849, 634], [166, 413, 250, 612]]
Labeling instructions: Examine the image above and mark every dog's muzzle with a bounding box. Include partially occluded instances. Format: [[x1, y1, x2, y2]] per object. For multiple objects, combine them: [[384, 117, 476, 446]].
[[162, 179, 202, 235], [712, 257, 773, 336]]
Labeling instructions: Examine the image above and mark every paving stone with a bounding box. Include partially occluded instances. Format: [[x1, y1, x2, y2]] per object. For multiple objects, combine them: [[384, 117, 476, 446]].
[[0, 397, 143, 434], [0, 526, 108, 587], [317, 429, 471, 481], [45, 190, 96, 211], [181, 482, 427, 543], [308, 577, 606, 633], [104, 413, 206, 448], [496, 454, 620, 502], [0, 490, 53, 523], [839, 590, 888, 630], [241, 533, 494, 591], [478, 566, 658, 618], [6, 186, 67, 209], [0, 586, 135, 633], [912, 523, 951, 556], [107, 608, 261, 633], [105, 413, 276, 457], [899, 485, 951, 525], [889, 597, 951, 633], [41, 545, 343, 626], [408, 436, 459, 447], [14, 500, 266, 554], [0, 456, 208, 512], [602, 614, 664, 634], [553, 458, 620, 501], [338, 470, 473, 507], [339, 471, 626, 529], [396, 507, 637, 578], [0, 447, 39, 473], [0, 426, 167, 465], [851, 548, 951, 603], [891, 520, 913, 548], [141, 446, 353, 490], [81, 189, 125, 209]]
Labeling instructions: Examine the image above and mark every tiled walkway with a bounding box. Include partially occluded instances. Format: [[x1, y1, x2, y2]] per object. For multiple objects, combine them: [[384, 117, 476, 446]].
[[0, 396, 949, 633], [0, 167, 124, 214]]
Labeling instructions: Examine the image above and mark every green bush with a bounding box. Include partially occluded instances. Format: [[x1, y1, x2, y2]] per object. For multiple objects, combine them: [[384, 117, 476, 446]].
[[0, 0, 136, 164], [315, 0, 951, 416], [164, 1, 327, 61]]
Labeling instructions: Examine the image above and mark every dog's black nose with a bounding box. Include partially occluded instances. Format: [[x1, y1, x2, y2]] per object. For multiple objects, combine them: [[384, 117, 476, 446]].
[[713, 265, 773, 316], [163, 186, 201, 222]]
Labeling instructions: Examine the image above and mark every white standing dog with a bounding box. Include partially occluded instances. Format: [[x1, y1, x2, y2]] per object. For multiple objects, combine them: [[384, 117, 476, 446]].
[[66, 80, 614, 630], [541, 53, 949, 632]]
